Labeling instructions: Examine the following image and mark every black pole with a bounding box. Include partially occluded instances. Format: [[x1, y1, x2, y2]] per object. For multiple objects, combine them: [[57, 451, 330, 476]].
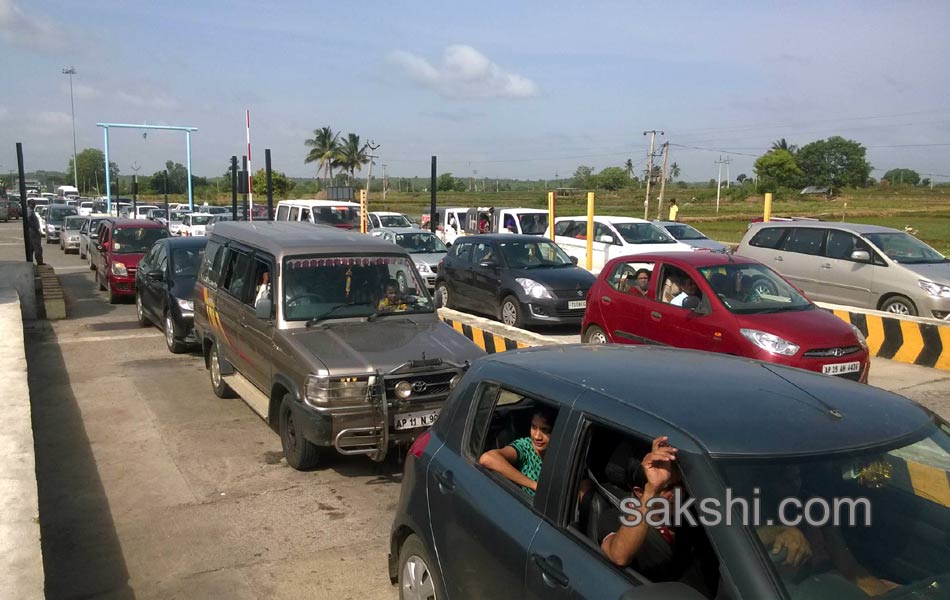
[[132, 174, 138, 217], [429, 156, 437, 234], [241, 155, 248, 221], [265, 149, 274, 221], [163, 170, 169, 234], [230, 156, 238, 220], [16, 143, 31, 262]]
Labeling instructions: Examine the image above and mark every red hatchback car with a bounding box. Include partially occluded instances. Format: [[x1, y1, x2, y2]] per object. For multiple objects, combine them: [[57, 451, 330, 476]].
[[95, 219, 169, 304], [581, 251, 871, 382]]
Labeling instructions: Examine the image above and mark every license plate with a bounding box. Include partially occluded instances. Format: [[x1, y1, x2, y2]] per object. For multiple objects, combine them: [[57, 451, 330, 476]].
[[568, 300, 587, 310], [394, 409, 440, 430], [822, 361, 860, 375]]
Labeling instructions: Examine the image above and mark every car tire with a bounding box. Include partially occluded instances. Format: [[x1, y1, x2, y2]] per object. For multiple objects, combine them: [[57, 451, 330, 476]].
[[583, 325, 609, 344], [164, 310, 186, 354], [880, 295, 918, 317], [398, 534, 446, 600], [436, 282, 452, 309], [279, 394, 319, 470], [209, 343, 236, 398], [135, 292, 150, 326], [500, 295, 523, 328], [750, 277, 778, 297]]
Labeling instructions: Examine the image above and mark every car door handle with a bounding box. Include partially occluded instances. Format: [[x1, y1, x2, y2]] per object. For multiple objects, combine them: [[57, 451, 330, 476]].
[[651, 311, 662, 320], [434, 470, 455, 492], [532, 553, 569, 588], [821, 263, 832, 269], [773, 256, 784, 262], [601, 296, 611, 303]]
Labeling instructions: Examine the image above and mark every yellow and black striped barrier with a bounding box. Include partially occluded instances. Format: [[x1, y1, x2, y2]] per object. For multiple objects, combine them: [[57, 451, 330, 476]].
[[441, 318, 531, 354], [820, 303, 950, 371], [437, 307, 563, 354]]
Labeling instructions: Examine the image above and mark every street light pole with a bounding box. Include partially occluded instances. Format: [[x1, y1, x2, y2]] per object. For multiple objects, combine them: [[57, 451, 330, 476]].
[[62, 67, 79, 190]]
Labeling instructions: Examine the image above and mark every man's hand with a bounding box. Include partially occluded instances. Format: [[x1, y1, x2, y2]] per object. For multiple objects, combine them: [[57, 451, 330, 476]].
[[771, 527, 813, 566], [642, 436, 677, 495]]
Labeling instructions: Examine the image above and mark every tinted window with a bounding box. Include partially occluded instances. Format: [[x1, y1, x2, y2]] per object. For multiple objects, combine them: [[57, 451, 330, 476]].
[[824, 230, 867, 260], [472, 243, 496, 265], [782, 228, 826, 255], [554, 220, 575, 236], [113, 227, 168, 254], [276, 205, 289, 221], [222, 250, 252, 300], [452, 242, 474, 264], [199, 240, 224, 286], [748, 227, 788, 249], [172, 247, 204, 277]]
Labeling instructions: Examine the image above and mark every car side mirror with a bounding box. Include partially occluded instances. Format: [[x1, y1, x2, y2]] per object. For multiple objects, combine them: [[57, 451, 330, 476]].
[[146, 269, 164, 282], [596, 234, 615, 244], [255, 298, 273, 319], [479, 260, 497, 268], [850, 250, 871, 262], [570, 256, 579, 265]]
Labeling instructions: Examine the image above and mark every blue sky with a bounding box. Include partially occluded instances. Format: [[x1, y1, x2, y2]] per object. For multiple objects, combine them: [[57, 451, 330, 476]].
[[2, 0, 949, 184]]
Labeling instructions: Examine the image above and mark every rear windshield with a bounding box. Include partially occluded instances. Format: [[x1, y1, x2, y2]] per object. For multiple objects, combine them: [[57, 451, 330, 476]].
[[112, 228, 169, 254], [315, 206, 358, 229], [614, 222, 678, 245], [188, 215, 213, 225], [48, 208, 78, 222], [664, 224, 706, 240]]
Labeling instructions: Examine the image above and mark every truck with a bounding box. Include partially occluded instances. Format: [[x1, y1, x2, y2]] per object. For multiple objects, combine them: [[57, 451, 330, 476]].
[[462, 206, 549, 236], [55, 185, 80, 199]]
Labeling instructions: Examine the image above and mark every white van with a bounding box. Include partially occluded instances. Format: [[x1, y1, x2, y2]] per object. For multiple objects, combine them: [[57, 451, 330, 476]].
[[274, 199, 360, 230], [548, 215, 694, 273], [56, 185, 80, 199]]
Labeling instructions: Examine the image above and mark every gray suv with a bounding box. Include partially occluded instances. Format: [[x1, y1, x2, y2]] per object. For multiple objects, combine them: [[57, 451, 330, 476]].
[[193, 221, 485, 469], [738, 221, 950, 319]]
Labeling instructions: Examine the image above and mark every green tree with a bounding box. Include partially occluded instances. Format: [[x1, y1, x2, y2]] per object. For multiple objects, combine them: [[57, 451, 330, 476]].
[[771, 138, 799, 154], [591, 166, 630, 191], [304, 126, 340, 183], [736, 173, 748, 184], [437, 172, 458, 192], [922, 178, 932, 187], [67, 148, 119, 194], [882, 168, 920, 186], [796, 136, 872, 188], [251, 168, 297, 198], [337, 133, 369, 185], [573, 165, 594, 187], [754, 149, 802, 191]]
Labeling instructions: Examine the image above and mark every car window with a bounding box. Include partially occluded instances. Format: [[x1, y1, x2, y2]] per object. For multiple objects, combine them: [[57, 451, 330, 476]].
[[222, 249, 252, 300], [453, 241, 474, 264], [199, 240, 225, 287], [465, 381, 561, 505], [782, 228, 826, 255], [824, 230, 873, 261], [473, 243, 496, 265], [276, 205, 289, 221], [290, 207, 300, 221], [555, 220, 575, 237], [154, 244, 168, 269], [748, 227, 788, 249], [594, 223, 618, 245], [141, 243, 160, 268], [172, 247, 204, 277], [657, 264, 701, 307], [300, 208, 311, 222], [607, 261, 655, 294], [248, 256, 273, 311]]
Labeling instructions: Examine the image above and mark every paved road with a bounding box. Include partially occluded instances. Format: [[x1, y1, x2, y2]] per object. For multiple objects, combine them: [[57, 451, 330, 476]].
[[5, 221, 950, 599]]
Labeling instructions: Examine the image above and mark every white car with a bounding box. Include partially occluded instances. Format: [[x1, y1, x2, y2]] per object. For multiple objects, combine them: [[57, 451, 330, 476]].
[[77, 200, 96, 216], [133, 205, 159, 219], [368, 211, 415, 230], [548, 215, 695, 273], [180, 212, 214, 237]]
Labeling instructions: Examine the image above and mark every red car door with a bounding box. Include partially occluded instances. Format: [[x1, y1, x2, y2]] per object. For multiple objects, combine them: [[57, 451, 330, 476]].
[[594, 260, 655, 344]]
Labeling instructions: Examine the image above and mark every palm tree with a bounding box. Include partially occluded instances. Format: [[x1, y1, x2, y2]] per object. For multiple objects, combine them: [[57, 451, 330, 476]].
[[669, 162, 681, 181], [338, 133, 369, 185], [771, 138, 798, 154], [304, 127, 340, 184]]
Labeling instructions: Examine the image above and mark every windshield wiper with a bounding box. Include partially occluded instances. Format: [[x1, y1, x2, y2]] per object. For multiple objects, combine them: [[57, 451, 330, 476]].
[[304, 302, 373, 327]]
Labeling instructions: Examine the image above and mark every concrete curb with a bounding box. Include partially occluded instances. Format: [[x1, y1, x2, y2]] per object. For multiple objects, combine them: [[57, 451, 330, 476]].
[[0, 289, 45, 598], [437, 307, 565, 353], [35, 265, 65, 320], [818, 302, 950, 370]]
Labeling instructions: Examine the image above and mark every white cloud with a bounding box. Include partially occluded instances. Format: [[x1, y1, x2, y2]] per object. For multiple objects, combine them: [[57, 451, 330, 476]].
[[116, 91, 180, 111], [0, 0, 63, 49], [28, 111, 72, 136], [389, 45, 539, 99]]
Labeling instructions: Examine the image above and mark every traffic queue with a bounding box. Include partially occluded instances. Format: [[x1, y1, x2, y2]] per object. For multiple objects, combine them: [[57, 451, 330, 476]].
[[38, 197, 950, 599]]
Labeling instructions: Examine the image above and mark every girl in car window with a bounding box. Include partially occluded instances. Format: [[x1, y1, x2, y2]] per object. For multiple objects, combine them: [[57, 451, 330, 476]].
[[479, 405, 557, 497]]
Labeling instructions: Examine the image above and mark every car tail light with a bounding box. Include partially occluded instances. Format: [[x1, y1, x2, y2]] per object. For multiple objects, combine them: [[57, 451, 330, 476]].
[[408, 431, 431, 459]]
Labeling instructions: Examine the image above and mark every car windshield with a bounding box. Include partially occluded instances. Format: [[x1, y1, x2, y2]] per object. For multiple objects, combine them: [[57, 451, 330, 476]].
[[665, 223, 707, 240], [48, 208, 78, 223], [63, 217, 84, 230], [614, 222, 678, 244], [698, 263, 813, 314], [719, 423, 950, 600], [88, 218, 106, 236], [206, 206, 229, 214], [864, 232, 947, 265], [517, 213, 549, 235], [393, 232, 447, 254], [188, 215, 213, 225], [379, 214, 412, 228], [499, 239, 574, 268], [315, 206, 359, 229], [282, 255, 433, 322], [171, 247, 204, 277], [149, 210, 167, 219], [112, 228, 168, 254]]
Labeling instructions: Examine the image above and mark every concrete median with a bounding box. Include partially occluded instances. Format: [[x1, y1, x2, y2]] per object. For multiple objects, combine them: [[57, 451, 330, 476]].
[[438, 307, 565, 353]]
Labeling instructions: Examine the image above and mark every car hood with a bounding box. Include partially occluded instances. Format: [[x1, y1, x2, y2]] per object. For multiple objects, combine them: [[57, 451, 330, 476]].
[[736, 307, 860, 349], [288, 318, 485, 373], [514, 266, 596, 290], [170, 276, 197, 300], [410, 252, 447, 268], [900, 261, 950, 284]]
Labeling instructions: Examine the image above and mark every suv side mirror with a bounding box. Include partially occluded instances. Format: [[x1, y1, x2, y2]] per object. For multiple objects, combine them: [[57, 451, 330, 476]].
[[596, 234, 615, 244], [255, 298, 273, 319], [570, 256, 579, 265], [850, 250, 871, 262], [479, 260, 497, 269]]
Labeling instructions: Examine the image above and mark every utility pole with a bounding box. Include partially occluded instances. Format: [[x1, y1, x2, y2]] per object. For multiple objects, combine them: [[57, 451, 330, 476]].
[[382, 164, 388, 202], [643, 130, 663, 218], [656, 142, 670, 220], [62, 67, 79, 190], [715, 156, 727, 213], [472, 169, 478, 193], [364, 139, 380, 201], [725, 156, 732, 188]]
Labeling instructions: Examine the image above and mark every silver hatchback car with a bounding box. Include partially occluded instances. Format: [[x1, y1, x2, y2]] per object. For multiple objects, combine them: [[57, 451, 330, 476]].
[[737, 221, 950, 319]]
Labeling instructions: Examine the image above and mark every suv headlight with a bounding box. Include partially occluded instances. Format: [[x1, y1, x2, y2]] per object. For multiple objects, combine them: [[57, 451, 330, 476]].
[[850, 324, 868, 350], [919, 279, 950, 298], [177, 297, 194, 312], [305, 375, 376, 407], [111, 262, 128, 276], [416, 262, 432, 274], [740, 328, 800, 356], [516, 278, 554, 299]]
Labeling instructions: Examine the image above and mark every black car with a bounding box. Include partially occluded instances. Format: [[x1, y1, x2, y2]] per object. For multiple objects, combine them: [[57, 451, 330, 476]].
[[134, 237, 207, 353], [434, 234, 596, 327], [390, 344, 950, 599]]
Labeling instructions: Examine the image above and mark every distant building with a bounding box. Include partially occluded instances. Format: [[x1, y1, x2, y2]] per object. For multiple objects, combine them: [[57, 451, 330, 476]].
[[800, 186, 832, 196]]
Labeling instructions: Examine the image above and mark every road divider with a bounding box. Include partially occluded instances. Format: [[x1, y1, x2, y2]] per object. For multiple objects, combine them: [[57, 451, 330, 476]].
[[818, 302, 950, 371], [438, 307, 564, 353]]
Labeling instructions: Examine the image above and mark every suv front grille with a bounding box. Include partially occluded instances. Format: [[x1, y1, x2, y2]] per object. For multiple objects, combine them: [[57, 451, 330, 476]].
[[384, 369, 457, 404], [803, 346, 861, 358]]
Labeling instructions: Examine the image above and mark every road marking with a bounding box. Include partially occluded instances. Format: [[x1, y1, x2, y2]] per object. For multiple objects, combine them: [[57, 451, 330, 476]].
[[43, 332, 161, 345]]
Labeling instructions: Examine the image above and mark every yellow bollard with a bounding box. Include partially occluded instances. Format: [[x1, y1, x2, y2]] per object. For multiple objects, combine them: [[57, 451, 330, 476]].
[[763, 192, 772, 223], [586, 192, 595, 272], [548, 191, 556, 241], [359, 189, 368, 233]]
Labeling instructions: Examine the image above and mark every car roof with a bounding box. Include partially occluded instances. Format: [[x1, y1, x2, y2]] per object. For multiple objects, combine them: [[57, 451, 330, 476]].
[[555, 215, 650, 224], [162, 236, 208, 249], [746, 220, 900, 235], [109, 219, 166, 229], [455, 234, 558, 243], [276, 199, 359, 207], [485, 345, 931, 457], [209, 221, 409, 256], [374, 227, 429, 235], [370, 211, 407, 216], [606, 251, 758, 268]]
